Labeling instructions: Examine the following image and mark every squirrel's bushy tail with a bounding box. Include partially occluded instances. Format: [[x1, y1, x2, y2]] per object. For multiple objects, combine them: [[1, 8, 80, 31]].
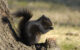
[[13, 8, 32, 22], [13, 8, 32, 35]]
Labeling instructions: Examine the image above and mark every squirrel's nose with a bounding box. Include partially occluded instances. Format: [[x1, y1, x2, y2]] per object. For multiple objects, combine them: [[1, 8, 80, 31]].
[[49, 26, 54, 30]]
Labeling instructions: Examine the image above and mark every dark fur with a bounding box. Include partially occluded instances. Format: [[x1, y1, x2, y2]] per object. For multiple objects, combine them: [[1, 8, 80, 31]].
[[13, 8, 53, 45]]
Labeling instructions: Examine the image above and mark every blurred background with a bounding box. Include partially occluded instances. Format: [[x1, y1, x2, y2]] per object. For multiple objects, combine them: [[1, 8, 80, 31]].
[[8, 0, 80, 50]]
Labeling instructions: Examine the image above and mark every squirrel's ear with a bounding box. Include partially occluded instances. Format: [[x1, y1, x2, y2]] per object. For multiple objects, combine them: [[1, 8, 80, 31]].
[[37, 15, 47, 22], [41, 15, 46, 18]]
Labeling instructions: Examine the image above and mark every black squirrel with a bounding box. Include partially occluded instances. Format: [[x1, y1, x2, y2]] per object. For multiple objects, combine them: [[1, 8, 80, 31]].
[[13, 8, 53, 45]]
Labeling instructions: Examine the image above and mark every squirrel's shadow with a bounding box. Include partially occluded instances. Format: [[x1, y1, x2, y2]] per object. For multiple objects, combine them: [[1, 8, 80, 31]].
[[2, 17, 20, 41], [2, 17, 31, 46]]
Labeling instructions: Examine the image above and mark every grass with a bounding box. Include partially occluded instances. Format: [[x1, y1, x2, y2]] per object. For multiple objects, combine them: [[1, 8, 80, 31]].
[[61, 43, 75, 50], [39, 26, 80, 50], [8, 0, 80, 50]]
